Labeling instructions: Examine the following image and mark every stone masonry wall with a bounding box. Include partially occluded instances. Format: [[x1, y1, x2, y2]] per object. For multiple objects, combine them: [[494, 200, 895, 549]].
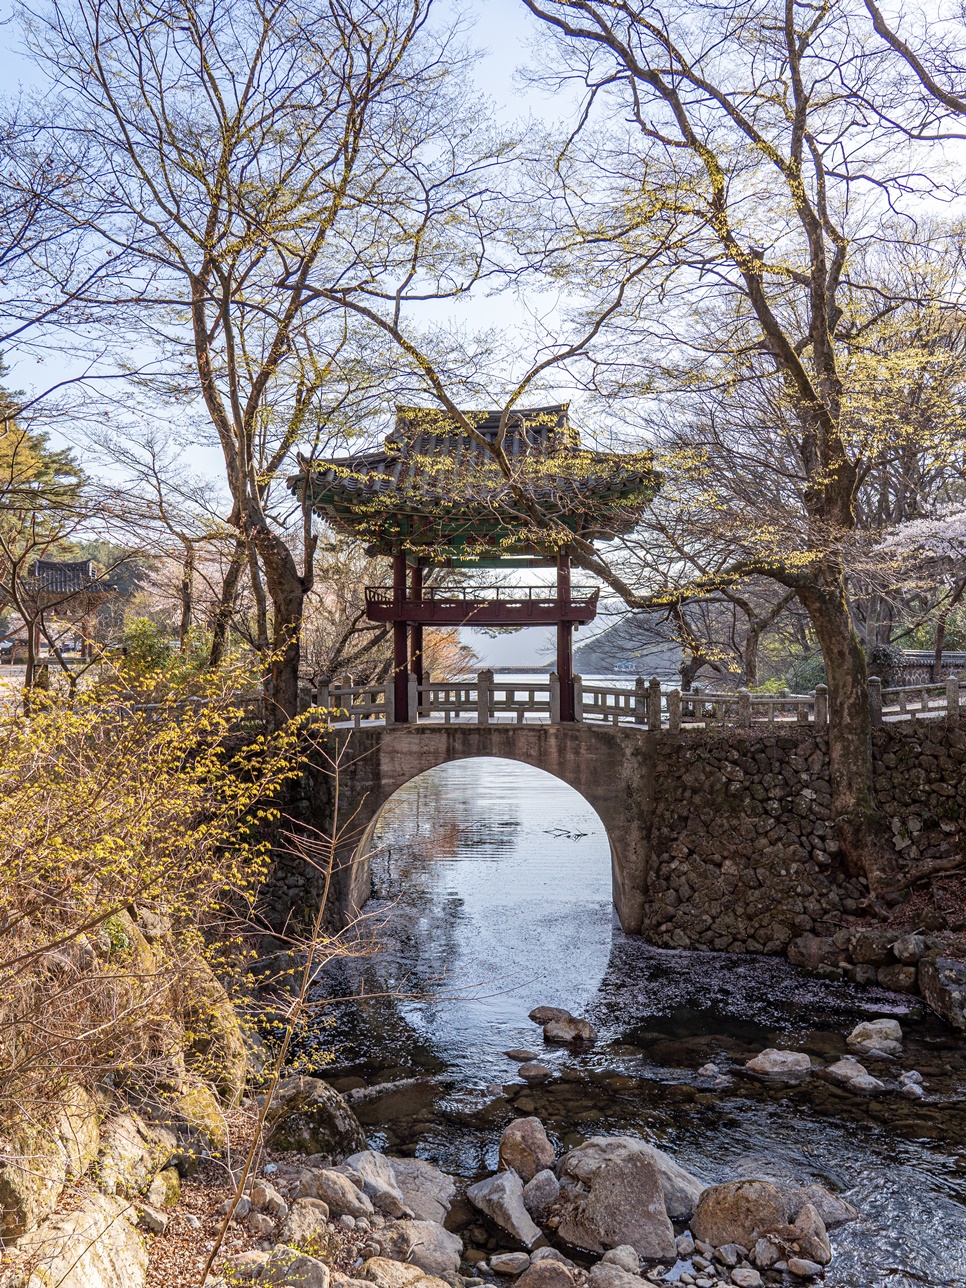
[[642, 718, 966, 953]]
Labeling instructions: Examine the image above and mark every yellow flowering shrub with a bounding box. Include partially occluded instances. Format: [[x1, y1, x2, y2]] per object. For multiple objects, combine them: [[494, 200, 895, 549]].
[[0, 684, 299, 1125]]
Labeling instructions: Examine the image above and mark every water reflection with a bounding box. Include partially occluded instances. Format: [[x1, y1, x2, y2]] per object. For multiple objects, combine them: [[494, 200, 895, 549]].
[[310, 756, 966, 1288]]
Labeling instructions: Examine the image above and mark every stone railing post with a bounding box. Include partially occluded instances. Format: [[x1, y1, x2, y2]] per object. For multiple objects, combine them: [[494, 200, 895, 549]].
[[648, 676, 663, 730], [549, 671, 561, 723], [634, 675, 647, 724], [385, 679, 395, 724], [737, 688, 751, 728], [317, 676, 330, 712], [814, 684, 828, 728], [573, 673, 584, 722], [946, 672, 960, 721], [419, 669, 431, 717], [868, 675, 883, 726], [668, 688, 681, 734], [408, 671, 418, 723], [476, 668, 492, 725]]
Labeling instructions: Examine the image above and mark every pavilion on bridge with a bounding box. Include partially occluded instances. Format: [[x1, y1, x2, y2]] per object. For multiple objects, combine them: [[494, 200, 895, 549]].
[[289, 405, 657, 721]]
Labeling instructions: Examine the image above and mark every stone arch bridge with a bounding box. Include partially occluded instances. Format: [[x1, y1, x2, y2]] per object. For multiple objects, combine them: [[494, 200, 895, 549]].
[[266, 696, 966, 957]]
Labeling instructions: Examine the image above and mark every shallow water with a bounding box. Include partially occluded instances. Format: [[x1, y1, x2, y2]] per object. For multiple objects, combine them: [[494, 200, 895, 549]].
[[310, 758, 966, 1288]]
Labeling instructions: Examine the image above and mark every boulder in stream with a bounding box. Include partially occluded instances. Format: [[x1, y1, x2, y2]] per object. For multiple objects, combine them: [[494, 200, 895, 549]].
[[516, 1261, 574, 1288], [822, 1055, 884, 1092], [543, 1017, 598, 1044], [341, 1151, 412, 1218], [744, 1049, 811, 1079], [555, 1136, 677, 1258], [690, 1179, 787, 1250], [388, 1158, 456, 1224], [523, 1168, 560, 1219], [374, 1221, 463, 1279], [559, 1136, 705, 1222], [499, 1118, 555, 1182], [846, 1018, 903, 1057], [467, 1170, 542, 1247], [528, 1007, 571, 1025]]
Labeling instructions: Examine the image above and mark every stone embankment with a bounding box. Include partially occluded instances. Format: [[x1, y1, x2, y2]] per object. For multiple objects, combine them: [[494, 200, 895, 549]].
[[646, 721, 966, 1026]]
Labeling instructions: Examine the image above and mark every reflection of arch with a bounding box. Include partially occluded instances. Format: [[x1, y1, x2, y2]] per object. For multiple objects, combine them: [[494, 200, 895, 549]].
[[314, 725, 655, 933]]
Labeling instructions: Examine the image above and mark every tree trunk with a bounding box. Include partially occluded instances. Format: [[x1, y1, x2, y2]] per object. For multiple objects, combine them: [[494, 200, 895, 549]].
[[179, 540, 195, 649], [934, 579, 965, 680], [743, 628, 760, 686], [250, 522, 309, 726], [797, 572, 897, 893], [209, 538, 246, 668]]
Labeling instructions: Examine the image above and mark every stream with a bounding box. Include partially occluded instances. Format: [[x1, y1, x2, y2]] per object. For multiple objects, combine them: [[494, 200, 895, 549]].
[[309, 757, 966, 1288]]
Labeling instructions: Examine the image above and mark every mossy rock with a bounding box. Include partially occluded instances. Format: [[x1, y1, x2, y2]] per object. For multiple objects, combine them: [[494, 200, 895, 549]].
[[0, 1084, 104, 1242], [266, 1076, 367, 1159], [94, 1112, 178, 1199], [147, 1166, 181, 1207], [172, 1085, 228, 1154], [181, 957, 249, 1106]]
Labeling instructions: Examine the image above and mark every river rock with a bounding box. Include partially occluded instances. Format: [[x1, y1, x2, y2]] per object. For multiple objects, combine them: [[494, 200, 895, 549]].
[[600, 1245, 639, 1273], [786, 935, 840, 971], [791, 1202, 831, 1266], [744, 1050, 811, 1078], [491, 1253, 532, 1275], [797, 1184, 858, 1228], [375, 1221, 463, 1279], [543, 1016, 597, 1044], [556, 1137, 676, 1258], [223, 1251, 271, 1281], [891, 933, 927, 965], [523, 1168, 560, 1218], [305, 1169, 374, 1218], [877, 963, 918, 993], [278, 1197, 331, 1248], [787, 1258, 823, 1278], [467, 1171, 542, 1247], [846, 1018, 902, 1057], [516, 1261, 574, 1288], [919, 956, 966, 1031], [675, 1232, 695, 1258], [361, 1257, 448, 1288], [751, 1237, 781, 1269], [263, 1245, 331, 1287], [519, 1062, 552, 1083], [342, 1151, 412, 1218], [822, 1055, 883, 1091], [389, 1158, 456, 1224], [506, 1050, 539, 1061], [529, 1007, 571, 1025], [560, 1136, 705, 1222], [848, 929, 897, 965], [20, 1193, 148, 1288], [267, 1077, 367, 1159], [499, 1118, 556, 1182], [690, 1180, 787, 1250], [730, 1271, 762, 1288], [252, 1181, 289, 1216], [588, 1264, 639, 1288]]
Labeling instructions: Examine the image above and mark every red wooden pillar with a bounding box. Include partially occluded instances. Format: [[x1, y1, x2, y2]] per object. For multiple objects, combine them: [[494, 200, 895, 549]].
[[393, 550, 410, 722], [410, 560, 424, 697], [556, 547, 574, 722]]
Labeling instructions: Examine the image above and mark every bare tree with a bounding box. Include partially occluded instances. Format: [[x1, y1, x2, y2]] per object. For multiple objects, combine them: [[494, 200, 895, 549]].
[[25, 0, 510, 722]]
